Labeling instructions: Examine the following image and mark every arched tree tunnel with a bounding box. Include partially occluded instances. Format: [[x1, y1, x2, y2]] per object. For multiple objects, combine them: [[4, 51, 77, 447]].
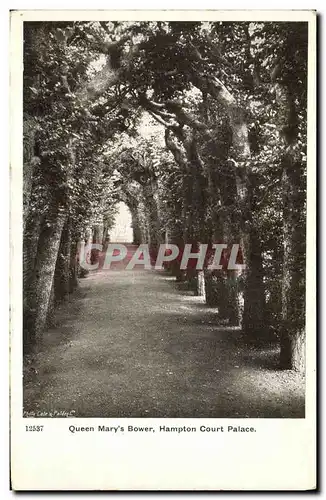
[[22, 20, 307, 418]]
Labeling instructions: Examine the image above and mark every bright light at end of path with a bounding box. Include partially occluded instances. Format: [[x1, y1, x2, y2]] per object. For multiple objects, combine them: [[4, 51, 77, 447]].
[[109, 202, 133, 243]]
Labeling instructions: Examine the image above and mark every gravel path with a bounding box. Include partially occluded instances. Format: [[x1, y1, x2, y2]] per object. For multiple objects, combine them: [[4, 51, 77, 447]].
[[23, 268, 305, 418]]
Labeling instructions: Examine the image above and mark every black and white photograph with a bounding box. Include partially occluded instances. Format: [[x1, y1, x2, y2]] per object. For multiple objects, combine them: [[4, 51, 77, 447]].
[[7, 7, 318, 491], [21, 16, 311, 421]]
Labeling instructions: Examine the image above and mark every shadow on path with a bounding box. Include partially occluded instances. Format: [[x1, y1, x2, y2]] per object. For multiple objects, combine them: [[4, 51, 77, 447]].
[[23, 268, 305, 418]]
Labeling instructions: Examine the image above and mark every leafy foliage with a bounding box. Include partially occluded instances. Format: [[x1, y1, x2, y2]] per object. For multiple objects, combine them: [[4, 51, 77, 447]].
[[23, 20, 308, 344]]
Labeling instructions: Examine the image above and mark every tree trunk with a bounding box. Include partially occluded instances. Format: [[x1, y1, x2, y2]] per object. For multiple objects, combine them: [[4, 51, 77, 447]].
[[90, 224, 102, 266], [280, 327, 305, 372], [126, 196, 145, 245], [164, 129, 188, 280], [197, 270, 206, 298], [193, 75, 256, 329], [243, 227, 265, 337], [46, 279, 56, 328], [23, 211, 43, 349], [131, 209, 142, 245], [23, 115, 40, 228], [102, 225, 109, 249], [54, 217, 72, 303], [142, 182, 160, 265], [137, 199, 149, 245], [23, 211, 43, 294], [69, 238, 80, 292], [24, 207, 66, 347], [273, 67, 306, 370], [79, 228, 92, 278], [280, 155, 306, 370]]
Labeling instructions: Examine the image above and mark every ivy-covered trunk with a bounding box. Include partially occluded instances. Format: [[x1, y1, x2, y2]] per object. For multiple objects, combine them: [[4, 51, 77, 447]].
[[90, 224, 102, 266], [143, 182, 160, 264], [23, 115, 40, 228], [273, 35, 307, 370], [54, 217, 72, 303], [46, 280, 56, 328], [79, 227, 92, 278], [243, 226, 265, 336], [69, 237, 80, 292], [280, 155, 306, 371], [130, 208, 143, 245], [193, 76, 254, 328], [24, 206, 66, 346], [23, 211, 43, 349], [23, 211, 43, 294], [197, 270, 206, 298]]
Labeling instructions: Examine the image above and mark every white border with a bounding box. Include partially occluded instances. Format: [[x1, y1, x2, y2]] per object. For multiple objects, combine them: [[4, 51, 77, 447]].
[[8, 8, 317, 492]]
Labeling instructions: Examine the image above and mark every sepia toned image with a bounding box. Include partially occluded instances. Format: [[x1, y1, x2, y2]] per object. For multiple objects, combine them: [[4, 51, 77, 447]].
[[22, 18, 309, 420]]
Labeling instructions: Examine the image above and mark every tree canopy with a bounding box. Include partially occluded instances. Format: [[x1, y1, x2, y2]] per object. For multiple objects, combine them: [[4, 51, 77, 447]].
[[23, 20, 308, 371]]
